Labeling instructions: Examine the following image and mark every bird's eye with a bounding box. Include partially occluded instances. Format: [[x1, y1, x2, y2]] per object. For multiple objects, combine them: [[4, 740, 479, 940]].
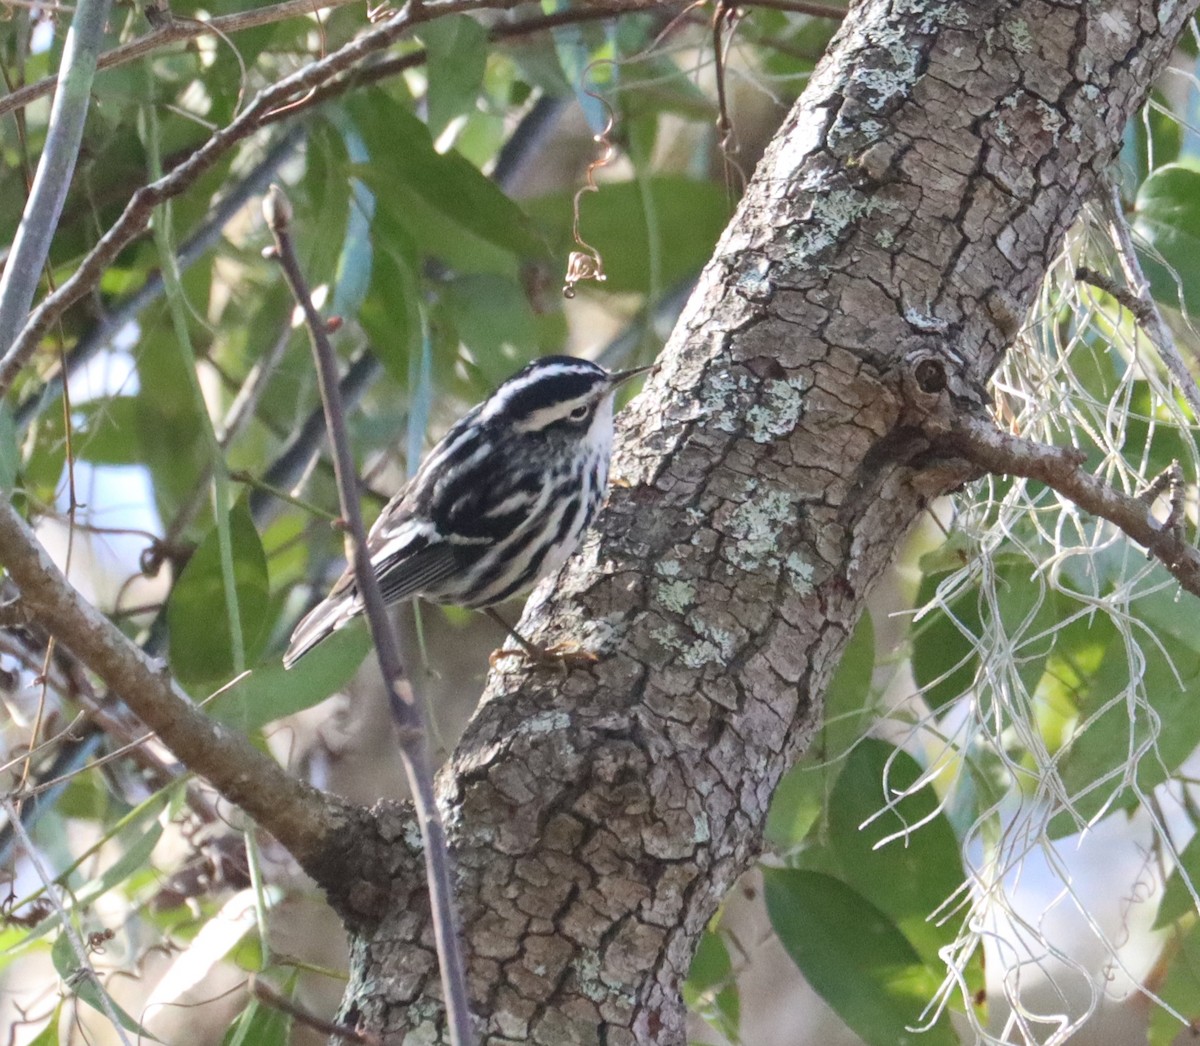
[[569, 404, 591, 422]]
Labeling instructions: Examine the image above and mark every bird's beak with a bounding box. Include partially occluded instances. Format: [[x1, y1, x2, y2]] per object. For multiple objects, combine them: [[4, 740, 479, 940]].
[[608, 362, 658, 388]]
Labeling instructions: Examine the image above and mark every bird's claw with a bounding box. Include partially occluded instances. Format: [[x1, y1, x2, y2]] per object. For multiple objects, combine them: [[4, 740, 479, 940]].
[[489, 642, 599, 671]]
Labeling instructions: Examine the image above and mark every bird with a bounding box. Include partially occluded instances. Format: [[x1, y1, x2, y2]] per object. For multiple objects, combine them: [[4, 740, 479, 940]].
[[283, 354, 655, 668]]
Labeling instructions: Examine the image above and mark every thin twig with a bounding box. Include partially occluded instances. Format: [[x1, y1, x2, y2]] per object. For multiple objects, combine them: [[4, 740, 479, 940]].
[[1, 797, 134, 1046], [0, 0, 113, 355], [1099, 176, 1200, 423], [1074, 266, 1153, 323], [927, 410, 1200, 598], [249, 975, 384, 1046], [263, 184, 474, 1045]]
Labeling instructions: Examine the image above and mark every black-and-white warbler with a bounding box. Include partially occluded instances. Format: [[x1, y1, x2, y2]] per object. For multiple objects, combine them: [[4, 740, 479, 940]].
[[283, 355, 654, 668]]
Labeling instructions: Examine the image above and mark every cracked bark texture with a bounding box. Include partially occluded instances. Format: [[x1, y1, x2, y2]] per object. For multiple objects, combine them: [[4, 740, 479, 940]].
[[331, 1, 1199, 1042]]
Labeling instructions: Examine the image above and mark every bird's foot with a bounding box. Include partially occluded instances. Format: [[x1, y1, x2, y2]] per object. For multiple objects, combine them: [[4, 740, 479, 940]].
[[489, 641, 599, 671]]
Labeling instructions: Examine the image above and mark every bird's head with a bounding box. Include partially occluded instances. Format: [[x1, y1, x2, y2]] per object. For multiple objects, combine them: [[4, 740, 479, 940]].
[[478, 355, 654, 438]]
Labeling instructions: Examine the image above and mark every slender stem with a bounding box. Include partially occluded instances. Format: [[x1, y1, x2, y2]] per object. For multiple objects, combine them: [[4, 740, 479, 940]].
[[263, 185, 475, 1046], [2, 798, 134, 1046], [142, 95, 245, 671], [0, 0, 113, 355]]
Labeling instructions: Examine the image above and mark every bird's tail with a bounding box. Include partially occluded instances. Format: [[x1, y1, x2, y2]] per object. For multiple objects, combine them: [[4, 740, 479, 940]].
[[282, 592, 361, 668]]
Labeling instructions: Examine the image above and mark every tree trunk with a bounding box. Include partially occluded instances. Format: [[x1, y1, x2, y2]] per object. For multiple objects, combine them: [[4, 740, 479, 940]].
[[331, 1, 1199, 1041]]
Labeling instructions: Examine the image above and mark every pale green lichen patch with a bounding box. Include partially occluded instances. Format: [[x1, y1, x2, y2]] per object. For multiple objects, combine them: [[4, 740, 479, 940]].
[[786, 189, 902, 268], [786, 551, 816, 594], [656, 578, 695, 613], [725, 487, 796, 572], [699, 367, 744, 433], [1007, 17, 1032, 52], [681, 639, 725, 669], [521, 710, 570, 735], [693, 812, 710, 843], [655, 559, 683, 578], [746, 378, 807, 443], [689, 614, 738, 661]]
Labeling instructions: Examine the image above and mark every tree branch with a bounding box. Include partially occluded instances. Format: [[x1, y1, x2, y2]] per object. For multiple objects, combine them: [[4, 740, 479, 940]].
[[0, 0, 112, 355], [0, 498, 361, 879], [922, 408, 1200, 597]]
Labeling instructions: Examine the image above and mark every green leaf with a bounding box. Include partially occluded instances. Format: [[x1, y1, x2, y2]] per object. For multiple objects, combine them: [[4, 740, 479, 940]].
[[821, 611, 876, 761], [764, 758, 825, 854], [1148, 923, 1200, 1045], [359, 207, 421, 385], [51, 932, 161, 1041], [25, 1004, 62, 1046], [438, 273, 538, 361], [209, 623, 371, 732], [1156, 829, 1200, 928], [421, 15, 489, 138], [222, 981, 294, 1046], [764, 868, 958, 1046], [524, 176, 730, 295], [15, 788, 174, 945], [1121, 90, 1182, 191], [825, 740, 966, 962], [1133, 164, 1200, 315], [71, 397, 143, 465], [168, 504, 271, 686], [348, 91, 548, 259], [683, 930, 739, 1040]]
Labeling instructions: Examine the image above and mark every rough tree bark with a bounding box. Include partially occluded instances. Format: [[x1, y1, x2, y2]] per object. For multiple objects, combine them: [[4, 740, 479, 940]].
[[319, 0, 1198, 1042]]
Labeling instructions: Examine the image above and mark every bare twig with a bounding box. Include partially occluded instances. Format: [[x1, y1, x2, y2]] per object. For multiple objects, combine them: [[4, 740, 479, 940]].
[[1074, 265, 1153, 323], [263, 184, 474, 1045], [1099, 177, 1200, 423], [0, 0, 112, 355], [927, 410, 1200, 598], [1, 797, 134, 1046], [249, 975, 384, 1046]]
